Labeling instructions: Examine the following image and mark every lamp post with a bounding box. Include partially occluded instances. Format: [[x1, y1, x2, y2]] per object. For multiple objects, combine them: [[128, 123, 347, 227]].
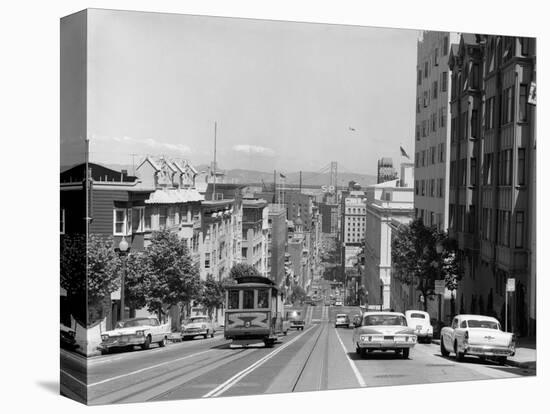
[[117, 237, 129, 322]]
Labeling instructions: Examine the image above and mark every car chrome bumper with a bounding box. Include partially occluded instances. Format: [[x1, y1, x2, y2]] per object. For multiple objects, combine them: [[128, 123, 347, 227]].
[[99, 337, 145, 349], [465, 345, 515, 357], [182, 330, 207, 336]]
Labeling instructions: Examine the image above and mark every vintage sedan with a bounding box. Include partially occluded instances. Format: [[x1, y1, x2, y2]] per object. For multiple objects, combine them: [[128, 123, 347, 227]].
[[353, 312, 417, 358], [285, 310, 305, 331], [335, 313, 350, 328], [60, 323, 78, 350], [181, 315, 216, 339], [99, 317, 170, 353], [440, 314, 515, 364], [405, 310, 433, 343]]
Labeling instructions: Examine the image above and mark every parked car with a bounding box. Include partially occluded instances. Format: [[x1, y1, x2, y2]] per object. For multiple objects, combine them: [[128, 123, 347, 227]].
[[99, 317, 170, 353], [181, 315, 216, 339], [60, 323, 78, 350], [334, 300, 343, 306], [352, 311, 417, 359], [335, 313, 350, 328], [405, 310, 433, 343], [440, 314, 515, 364], [286, 310, 305, 331]]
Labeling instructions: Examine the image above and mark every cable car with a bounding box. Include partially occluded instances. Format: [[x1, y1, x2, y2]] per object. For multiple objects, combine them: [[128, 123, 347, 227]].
[[224, 275, 285, 347]]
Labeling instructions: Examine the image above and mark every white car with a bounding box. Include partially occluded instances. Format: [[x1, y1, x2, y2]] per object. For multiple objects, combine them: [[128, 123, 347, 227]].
[[181, 315, 216, 339], [334, 300, 343, 306], [440, 314, 516, 364], [99, 317, 170, 353], [405, 310, 433, 343], [353, 312, 417, 359], [335, 313, 350, 328]]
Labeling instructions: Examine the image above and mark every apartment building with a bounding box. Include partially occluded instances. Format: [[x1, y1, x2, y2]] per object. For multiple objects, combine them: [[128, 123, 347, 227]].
[[414, 31, 460, 230], [448, 34, 536, 335]]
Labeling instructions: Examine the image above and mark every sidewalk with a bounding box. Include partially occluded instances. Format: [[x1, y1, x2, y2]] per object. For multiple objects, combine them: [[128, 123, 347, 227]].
[[431, 337, 536, 370]]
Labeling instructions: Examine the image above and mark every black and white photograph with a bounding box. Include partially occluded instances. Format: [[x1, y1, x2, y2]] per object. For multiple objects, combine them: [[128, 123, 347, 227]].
[[2, 1, 547, 413]]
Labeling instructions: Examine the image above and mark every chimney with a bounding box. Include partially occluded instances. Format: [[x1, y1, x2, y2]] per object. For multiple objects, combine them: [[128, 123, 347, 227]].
[[121, 169, 128, 182]]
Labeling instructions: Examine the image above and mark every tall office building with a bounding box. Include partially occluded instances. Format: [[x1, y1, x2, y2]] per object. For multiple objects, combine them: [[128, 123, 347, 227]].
[[414, 31, 460, 230], [448, 34, 536, 335]]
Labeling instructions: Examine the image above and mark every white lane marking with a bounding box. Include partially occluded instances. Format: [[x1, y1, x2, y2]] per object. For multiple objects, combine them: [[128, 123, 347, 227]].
[[334, 328, 366, 387], [88, 349, 211, 387], [60, 369, 87, 387], [203, 325, 316, 398]]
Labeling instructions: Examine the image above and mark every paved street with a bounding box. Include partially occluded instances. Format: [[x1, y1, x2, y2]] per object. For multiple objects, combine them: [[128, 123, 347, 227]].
[[60, 305, 535, 405]]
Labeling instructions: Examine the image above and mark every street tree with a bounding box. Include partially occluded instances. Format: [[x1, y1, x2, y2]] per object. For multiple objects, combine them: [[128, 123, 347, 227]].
[[145, 229, 202, 321], [290, 285, 307, 305], [229, 263, 262, 279], [61, 234, 122, 326], [391, 218, 461, 312], [199, 274, 225, 319], [124, 251, 151, 312]]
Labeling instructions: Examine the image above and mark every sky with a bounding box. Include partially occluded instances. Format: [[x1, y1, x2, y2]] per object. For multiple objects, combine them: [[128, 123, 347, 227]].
[[62, 9, 421, 175]]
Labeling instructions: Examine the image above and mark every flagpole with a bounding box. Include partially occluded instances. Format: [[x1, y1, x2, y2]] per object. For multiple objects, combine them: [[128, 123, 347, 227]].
[[212, 121, 217, 201]]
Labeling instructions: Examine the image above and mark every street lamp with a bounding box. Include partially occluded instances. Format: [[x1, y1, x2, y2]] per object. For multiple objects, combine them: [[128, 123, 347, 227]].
[[118, 237, 130, 322]]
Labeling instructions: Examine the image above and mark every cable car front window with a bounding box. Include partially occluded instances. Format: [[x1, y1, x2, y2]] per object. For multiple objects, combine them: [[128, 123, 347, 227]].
[[228, 290, 239, 309], [257, 289, 269, 308], [243, 289, 254, 309]]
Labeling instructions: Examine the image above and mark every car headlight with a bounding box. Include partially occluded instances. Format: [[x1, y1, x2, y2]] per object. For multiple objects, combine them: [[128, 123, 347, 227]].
[[360, 335, 368, 342], [410, 335, 416, 342], [101, 335, 109, 341], [136, 330, 145, 336]]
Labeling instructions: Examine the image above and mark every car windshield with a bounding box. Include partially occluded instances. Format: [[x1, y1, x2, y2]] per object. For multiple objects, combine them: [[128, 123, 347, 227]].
[[115, 319, 150, 328], [363, 315, 407, 326], [186, 317, 208, 324], [409, 313, 426, 319], [467, 319, 499, 329]]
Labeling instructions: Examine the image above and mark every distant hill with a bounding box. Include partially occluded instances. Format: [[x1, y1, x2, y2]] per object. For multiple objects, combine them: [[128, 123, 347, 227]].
[[67, 162, 377, 188]]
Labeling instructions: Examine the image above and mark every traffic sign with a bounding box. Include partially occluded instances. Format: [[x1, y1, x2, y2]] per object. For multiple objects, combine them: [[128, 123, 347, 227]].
[[506, 278, 516, 292], [434, 280, 445, 295]]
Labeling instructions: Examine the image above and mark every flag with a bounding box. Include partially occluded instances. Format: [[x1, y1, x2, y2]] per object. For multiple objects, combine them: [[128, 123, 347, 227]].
[[280, 173, 286, 179], [348, 126, 356, 131], [400, 146, 410, 159]]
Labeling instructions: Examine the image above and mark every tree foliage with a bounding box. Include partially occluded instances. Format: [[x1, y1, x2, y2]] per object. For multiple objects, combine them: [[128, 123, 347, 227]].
[[124, 252, 151, 312], [391, 218, 462, 311], [143, 229, 202, 317], [60, 234, 121, 326], [290, 285, 307, 304], [229, 263, 262, 279], [198, 274, 225, 318]]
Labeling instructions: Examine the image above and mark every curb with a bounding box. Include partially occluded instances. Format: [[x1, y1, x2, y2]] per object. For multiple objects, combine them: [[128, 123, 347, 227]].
[[429, 339, 535, 369]]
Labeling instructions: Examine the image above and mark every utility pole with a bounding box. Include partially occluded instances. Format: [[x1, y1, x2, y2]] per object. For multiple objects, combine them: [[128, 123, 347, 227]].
[[299, 171, 302, 193], [212, 121, 217, 201]]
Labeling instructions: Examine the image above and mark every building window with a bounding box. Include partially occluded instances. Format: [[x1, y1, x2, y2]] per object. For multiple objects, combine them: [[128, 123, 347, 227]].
[[133, 207, 144, 233], [60, 209, 65, 234], [432, 113, 437, 132], [471, 64, 480, 89], [441, 72, 448, 92], [422, 120, 427, 137], [424, 61, 429, 78], [421, 180, 425, 196], [416, 125, 420, 141], [417, 69, 422, 85], [180, 206, 189, 223], [499, 149, 512, 185], [158, 206, 167, 229], [462, 111, 468, 139], [438, 178, 444, 197], [430, 179, 435, 197], [415, 153, 419, 167], [515, 212, 524, 248], [422, 150, 426, 167], [520, 38, 529, 56], [416, 98, 421, 113], [518, 148, 526, 185], [434, 48, 439, 66], [459, 205, 466, 232], [483, 153, 493, 185], [501, 87, 515, 125], [519, 84, 528, 122], [470, 157, 477, 186], [439, 107, 446, 128], [423, 91, 428, 108], [114, 208, 131, 235], [482, 208, 491, 240], [471, 109, 479, 138], [443, 36, 449, 55], [415, 180, 419, 195], [485, 97, 495, 130], [468, 205, 476, 233], [431, 146, 436, 165], [205, 252, 211, 269], [449, 205, 455, 230], [460, 159, 467, 186], [432, 81, 438, 99], [451, 117, 456, 142], [439, 143, 445, 163], [144, 206, 152, 230]]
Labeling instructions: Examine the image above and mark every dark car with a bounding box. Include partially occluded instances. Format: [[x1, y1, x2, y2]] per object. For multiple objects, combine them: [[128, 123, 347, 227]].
[[60, 324, 78, 350], [286, 310, 305, 330]]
